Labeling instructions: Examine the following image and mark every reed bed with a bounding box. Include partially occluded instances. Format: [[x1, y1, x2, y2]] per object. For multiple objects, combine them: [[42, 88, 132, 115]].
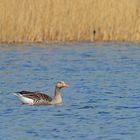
[[0, 0, 139, 43]]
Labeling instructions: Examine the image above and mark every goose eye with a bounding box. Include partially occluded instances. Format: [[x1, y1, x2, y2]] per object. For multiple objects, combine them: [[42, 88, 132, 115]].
[[58, 81, 63, 84], [58, 82, 62, 84]]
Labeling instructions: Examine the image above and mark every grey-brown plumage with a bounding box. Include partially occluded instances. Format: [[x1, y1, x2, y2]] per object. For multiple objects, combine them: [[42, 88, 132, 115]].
[[14, 81, 69, 105], [16, 91, 52, 105]]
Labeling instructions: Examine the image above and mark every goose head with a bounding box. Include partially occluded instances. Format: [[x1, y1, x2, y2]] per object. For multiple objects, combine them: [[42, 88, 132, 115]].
[[56, 81, 69, 89]]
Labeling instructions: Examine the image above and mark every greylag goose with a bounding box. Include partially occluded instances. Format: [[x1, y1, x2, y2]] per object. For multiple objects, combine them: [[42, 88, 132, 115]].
[[14, 81, 69, 105]]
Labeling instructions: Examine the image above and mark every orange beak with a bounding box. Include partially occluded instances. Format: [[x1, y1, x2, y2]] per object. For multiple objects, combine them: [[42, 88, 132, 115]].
[[63, 83, 69, 88]]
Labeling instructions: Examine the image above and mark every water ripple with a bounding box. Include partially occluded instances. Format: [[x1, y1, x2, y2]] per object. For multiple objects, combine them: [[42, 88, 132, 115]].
[[0, 43, 140, 140]]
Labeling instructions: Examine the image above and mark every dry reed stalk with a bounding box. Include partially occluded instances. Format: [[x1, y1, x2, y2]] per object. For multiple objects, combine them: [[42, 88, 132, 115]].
[[0, 0, 139, 43]]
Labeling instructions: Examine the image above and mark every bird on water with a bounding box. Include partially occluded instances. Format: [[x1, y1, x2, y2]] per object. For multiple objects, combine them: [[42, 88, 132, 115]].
[[13, 81, 69, 105]]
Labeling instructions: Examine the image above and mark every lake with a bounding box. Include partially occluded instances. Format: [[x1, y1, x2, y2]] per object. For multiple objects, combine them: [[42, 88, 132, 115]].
[[0, 42, 140, 140]]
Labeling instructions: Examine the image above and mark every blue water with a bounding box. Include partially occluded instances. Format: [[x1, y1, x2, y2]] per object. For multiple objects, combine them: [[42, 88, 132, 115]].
[[0, 42, 140, 140]]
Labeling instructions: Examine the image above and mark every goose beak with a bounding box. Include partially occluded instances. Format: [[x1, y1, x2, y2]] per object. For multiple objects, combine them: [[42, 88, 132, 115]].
[[63, 83, 69, 88]]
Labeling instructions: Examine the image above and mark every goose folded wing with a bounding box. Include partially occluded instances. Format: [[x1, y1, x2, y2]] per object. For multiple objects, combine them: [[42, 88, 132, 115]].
[[17, 91, 52, 101]]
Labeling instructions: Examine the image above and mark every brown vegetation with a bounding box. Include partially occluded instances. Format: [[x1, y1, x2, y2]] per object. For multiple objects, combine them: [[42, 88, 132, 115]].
[[0, 0, 140, 43]]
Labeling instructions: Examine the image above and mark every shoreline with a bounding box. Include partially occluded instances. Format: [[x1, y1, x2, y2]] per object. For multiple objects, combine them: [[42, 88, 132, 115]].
[[0, 40, 139, 46]]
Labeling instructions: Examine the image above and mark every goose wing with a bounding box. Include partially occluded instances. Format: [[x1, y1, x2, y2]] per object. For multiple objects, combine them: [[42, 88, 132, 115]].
[[17, 91, 52, 102]]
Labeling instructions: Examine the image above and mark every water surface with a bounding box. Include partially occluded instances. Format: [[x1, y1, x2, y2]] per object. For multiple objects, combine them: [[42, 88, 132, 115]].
[[0, 42, 140, 140]]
